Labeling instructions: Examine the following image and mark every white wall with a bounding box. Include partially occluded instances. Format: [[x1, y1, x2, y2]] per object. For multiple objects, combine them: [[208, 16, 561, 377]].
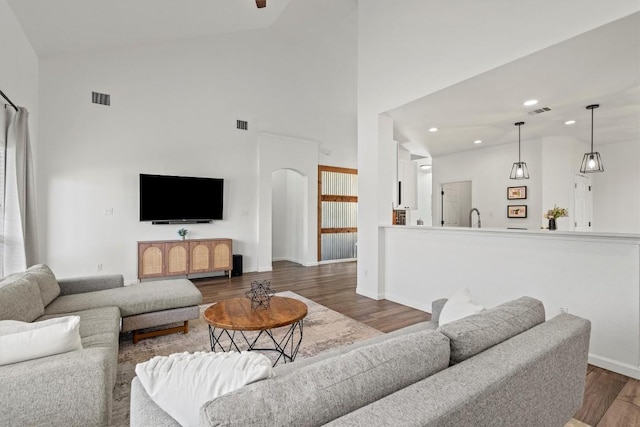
[[432, 140, 543, 230], [411, 169, 432, 226], [592, 140, 640, 233], [382, 226, 640, 379], [541, 136, 590, 231], [357, 0, 640, 299], [272, 170, 288, 260], [272, 168, 305, 264], [0, 0, 38, 131], [38, 25, 355, 281]]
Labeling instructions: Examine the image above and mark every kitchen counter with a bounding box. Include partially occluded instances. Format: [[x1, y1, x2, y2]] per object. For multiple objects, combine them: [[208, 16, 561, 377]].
[[375, 225, 640, 380], [386, 225, 640, 244]]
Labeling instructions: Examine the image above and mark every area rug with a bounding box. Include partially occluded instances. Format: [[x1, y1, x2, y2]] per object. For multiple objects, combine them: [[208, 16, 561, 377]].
[[111, 291, 383, 426]]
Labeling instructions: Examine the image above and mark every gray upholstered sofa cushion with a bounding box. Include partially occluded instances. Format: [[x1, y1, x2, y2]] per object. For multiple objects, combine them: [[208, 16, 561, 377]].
[[57, 274, 124, 296], [24, 264, 61, 306], [274, 319, 436, 378], [437, 296, 545, 364], [0, 346, 115, 426], [38, 306, 121, 341], [44, 279, 202, 317], [200, 328, 450, 427], [326, 313, 590, 427], [37, 306, 121, 389], [0, 276, 45, 322]]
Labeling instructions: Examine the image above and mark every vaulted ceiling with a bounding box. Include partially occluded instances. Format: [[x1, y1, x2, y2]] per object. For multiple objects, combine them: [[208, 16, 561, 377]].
[[7, 2, 638, 161]]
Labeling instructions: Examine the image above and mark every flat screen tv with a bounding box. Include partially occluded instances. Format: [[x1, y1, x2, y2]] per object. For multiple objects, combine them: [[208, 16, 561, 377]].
[[139, 174, 224, 223]]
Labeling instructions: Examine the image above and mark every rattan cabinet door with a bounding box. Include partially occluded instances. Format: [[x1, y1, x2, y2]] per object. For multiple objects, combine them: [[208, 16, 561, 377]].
[[189, 241, 213, 273], [165, 242, 189, 276]]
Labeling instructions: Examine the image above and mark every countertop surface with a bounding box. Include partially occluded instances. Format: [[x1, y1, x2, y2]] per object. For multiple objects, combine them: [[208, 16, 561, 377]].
[[381, 225, 640, 242]]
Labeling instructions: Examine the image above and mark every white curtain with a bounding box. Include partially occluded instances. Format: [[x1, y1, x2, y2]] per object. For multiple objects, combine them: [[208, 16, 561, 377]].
[[1, 106, 38, 276]]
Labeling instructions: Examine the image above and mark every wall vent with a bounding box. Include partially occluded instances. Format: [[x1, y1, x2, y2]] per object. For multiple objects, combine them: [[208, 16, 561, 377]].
[[528, 106, 551, 115], [236, 120, 248, 130], [92, 92, 110, 106]]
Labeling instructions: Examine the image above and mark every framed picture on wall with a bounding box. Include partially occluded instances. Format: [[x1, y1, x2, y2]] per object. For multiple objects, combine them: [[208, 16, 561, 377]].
[[507, 205, 527, 218], [507, 186, 527, 200]]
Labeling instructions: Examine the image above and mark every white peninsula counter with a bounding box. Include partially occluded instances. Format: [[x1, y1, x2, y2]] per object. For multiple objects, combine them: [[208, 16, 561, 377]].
[[379, 225, 640, 379]]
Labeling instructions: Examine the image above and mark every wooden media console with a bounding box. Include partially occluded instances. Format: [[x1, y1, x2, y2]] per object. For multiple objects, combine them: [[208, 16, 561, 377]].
[[138, 238, 232, 279]]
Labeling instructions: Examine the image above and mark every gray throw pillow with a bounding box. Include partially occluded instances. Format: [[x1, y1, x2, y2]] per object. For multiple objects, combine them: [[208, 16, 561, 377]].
[[0, 276, 45, 322], [24, 264, 61, 307]]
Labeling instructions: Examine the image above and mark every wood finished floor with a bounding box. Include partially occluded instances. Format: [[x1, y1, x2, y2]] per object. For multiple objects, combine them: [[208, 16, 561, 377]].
[[193, 261, 639, 426]]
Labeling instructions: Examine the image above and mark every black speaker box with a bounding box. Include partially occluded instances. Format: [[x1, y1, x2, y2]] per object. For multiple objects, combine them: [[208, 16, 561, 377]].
[[232, 254, 243, 277]]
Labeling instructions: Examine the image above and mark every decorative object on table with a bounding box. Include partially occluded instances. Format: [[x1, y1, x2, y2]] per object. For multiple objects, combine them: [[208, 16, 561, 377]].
[[177, 228, 188, 240], [509, 122, 530, 180], [579, 104, 604, 173], [544, 205, 568, 230], [507, 186, 527, 200], [244, 280, 276, 310], [507, 205, 527, 218]]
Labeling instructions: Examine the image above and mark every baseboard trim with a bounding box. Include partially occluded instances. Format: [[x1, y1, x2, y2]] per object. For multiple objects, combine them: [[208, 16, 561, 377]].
[[318, 258, 357, 265], [257, 266, 273, 272], [588, 354, 640, 380], [272, 258, 318, 267], [356, 287, 384, 300], [384, 292, 430, 313]]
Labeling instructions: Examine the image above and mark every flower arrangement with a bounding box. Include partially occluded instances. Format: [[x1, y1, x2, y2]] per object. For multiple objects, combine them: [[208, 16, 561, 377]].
[[177, 228, 188, 240], [544, 205, 568, 219]]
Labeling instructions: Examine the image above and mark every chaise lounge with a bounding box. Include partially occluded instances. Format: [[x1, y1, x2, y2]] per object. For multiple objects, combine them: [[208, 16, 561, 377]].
[[0, 264, 202, 426]]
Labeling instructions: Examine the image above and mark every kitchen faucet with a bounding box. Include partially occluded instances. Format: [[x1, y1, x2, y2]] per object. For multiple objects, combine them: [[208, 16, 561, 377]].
[[470, 208, 481, 228]]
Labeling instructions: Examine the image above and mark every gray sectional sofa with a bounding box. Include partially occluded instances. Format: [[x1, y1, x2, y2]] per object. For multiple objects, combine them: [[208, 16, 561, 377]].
[[130, 296, 591, 426], [0, 264, 203, 427]]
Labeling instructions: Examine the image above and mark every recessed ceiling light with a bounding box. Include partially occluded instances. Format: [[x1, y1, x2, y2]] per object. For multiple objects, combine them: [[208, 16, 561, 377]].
[[474, 140, 482, 144], [428, 127, 438, 132], [420, 165, 432, 170], [523, 99, 538, 106], [565, 120, 576, 125]]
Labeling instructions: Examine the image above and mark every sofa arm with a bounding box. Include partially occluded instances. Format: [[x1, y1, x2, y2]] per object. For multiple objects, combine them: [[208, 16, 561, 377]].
[[430, 298, 448, 323], [58, 274, 124, 295], [0, 348, 113, 426]]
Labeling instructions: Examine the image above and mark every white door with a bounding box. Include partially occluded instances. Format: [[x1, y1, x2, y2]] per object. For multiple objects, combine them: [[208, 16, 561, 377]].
[[443, 185, 460, 226], [442, 181, 472, 227], [574, 174, 593, 232]]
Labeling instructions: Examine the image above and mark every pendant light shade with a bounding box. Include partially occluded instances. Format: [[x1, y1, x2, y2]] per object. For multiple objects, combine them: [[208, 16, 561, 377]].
[[580, 104, 604, 173], [510, 121, 529, 180]]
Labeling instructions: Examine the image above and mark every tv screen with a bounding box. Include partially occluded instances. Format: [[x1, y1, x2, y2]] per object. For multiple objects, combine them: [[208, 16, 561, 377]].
[[139, 174, 224, 223]]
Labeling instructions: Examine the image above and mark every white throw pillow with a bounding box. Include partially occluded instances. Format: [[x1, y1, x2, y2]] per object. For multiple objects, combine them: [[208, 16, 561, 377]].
[[135, 351, 274, 427], [438, 287, 485, 326], [0, 316, 83, 366]]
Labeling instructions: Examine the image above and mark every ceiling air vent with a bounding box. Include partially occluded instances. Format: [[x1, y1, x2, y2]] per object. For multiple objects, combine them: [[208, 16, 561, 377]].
[[92, 91, 110, 106], [528, 106, 551, 115], [236, 120, 248, 130]]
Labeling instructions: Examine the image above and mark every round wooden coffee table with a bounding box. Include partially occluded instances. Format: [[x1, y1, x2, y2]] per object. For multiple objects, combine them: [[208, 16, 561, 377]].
[[204, 296, 307, 366]]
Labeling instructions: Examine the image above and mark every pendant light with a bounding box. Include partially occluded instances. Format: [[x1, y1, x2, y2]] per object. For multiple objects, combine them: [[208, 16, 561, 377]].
[[510, 121, 529, 180], [579, 104, 604, 173]]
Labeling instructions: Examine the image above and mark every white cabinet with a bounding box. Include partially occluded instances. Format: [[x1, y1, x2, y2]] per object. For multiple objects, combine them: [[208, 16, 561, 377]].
[[396, 159, 417, 210]]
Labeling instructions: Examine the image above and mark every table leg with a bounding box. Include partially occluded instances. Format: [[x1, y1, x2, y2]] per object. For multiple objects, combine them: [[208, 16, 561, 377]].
[[208, 321, 304, 367]]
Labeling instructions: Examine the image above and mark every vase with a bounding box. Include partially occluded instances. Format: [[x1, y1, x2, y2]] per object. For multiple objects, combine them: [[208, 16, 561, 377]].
[[548, 218, 557, 230]]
